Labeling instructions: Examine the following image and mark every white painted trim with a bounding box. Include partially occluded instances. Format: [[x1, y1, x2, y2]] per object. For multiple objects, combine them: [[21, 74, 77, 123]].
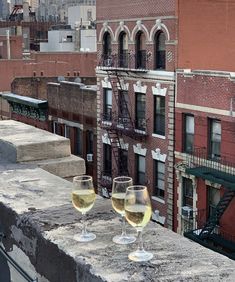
[[152, 209, 166, 225], [119, 138, 129, 150], [102, 133, 111, 145], [152, 133, 166, 139], [133, 80, 147, 94], [114, 22, 131, 41], [176, 102, 234, 117], [98, 22, 115, 43], [151, 148, 167, 162], [131, 20, 150, 41], [57, 118, 83, 130], [117, 80, 129, 91], [134, 129, 147, 135], [149, 19, 170, 41], [101, 77, 112, 89], [152, 83, 167, 96], [133, 143, 147, 156], [152, 196, 165, 204]]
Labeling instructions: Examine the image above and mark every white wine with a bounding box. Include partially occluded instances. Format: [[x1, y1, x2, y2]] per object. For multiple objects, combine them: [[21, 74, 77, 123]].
[[72, 190, 96, 214], [112, 192, 126, 215], [125, 204, 152, 229]]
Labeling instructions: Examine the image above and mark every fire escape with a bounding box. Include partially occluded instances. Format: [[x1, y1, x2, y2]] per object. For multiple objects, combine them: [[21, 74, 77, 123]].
[[98, 52, 150, 195], [184, 147, 235, 259]]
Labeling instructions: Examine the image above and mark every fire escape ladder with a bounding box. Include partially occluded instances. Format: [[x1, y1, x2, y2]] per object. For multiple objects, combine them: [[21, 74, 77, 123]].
[[107, 130, 129, 176], [199, 190, 235, 239], [108, 71, 134, 132]]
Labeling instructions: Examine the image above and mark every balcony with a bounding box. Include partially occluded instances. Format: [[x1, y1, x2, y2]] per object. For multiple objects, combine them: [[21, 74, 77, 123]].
[[186, 147, 235, 190], [183, 209, 235, 260], [99, 112, 148, 139], [97, 51, 150, 72]]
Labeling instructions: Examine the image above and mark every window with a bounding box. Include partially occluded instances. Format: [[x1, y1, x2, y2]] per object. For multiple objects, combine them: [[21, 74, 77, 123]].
[[104, 88, 112, 121], [119, 149, 128, 175], [103, 144, 112, 176], [136, 31, 146, 69], [64, 125, 70, 139], [136, 155, 145, 185], [135, 92, 146, 131], [182, 178, 193, 208], [86, 130, 93, 154], [53, 121, 61, 135], [75, 128, 82, 156], [154, 161, 165, 198], [119, 32, 128, 67], [118, 90, 129, 125], [184, 115, 194, 153], [102, 32, 112, 66], [209, 119, 221, 159], [155, 32, 166, 70], [207, 186, 220, 219], [154, 96, 165, 135]]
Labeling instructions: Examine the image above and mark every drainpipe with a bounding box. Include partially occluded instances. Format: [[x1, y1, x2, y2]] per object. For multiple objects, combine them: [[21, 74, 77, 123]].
[[6, 30, 11, 60]]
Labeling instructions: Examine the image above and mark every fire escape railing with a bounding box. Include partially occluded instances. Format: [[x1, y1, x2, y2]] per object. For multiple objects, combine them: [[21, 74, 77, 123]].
[[186, 147, 235, 175], [98, 51, 151, 70]]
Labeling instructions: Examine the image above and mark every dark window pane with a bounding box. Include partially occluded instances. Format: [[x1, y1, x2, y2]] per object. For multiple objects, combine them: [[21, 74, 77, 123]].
[[135, 93, 146, 131], [155, 32, 166, 70], [136, 155, 145, 185], [184, 115, 194, 153], [103, 144, 112, 176], [154, 96, 165, 135], [183, 178, 193, 208], [154, 161, 165, 198], [210, 120, 221, 159]]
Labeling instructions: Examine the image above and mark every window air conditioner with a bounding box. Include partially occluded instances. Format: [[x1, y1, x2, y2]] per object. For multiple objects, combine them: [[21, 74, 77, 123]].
[[87, 154, 93, 162], [181, 206, 193, 218]]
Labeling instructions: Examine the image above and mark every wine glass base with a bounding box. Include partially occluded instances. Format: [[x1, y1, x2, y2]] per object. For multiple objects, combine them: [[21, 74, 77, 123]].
[[128, 249, 153, 262], [112, 234, 136, 245], [74, 232, 96, 242]]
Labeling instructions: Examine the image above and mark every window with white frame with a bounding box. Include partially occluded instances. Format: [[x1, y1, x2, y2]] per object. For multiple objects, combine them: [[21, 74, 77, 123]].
[[136, 154, 145, 185], [154, 95, 165, 135], [184, 114, 194, 153], [209, 119, 221, 159], [153, 160, 165, 199], [104, 88, 112, 121]]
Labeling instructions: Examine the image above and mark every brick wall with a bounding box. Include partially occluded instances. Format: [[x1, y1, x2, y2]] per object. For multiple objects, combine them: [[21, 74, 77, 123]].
[[178, 0, 235, 71]]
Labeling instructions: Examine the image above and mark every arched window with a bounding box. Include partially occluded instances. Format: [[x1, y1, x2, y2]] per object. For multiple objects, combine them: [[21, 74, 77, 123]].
[[102, 32, 112, 66], [155, 31, 166, 70], [136, 31, 146, 69], [119, 32, 128, 67]]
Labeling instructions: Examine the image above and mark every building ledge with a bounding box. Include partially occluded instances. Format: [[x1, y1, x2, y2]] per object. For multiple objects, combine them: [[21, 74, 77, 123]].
[[0, 164, 235, 281]]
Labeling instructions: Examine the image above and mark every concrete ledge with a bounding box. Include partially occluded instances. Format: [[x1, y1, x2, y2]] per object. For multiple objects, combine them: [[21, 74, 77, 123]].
[[0, 120, 71, 162], [29, 155, 86, 178], [0, 166, 235, 282]]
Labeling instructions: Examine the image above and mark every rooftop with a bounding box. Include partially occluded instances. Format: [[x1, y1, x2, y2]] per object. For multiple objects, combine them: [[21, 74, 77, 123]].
[[0, 121, 235, 281]]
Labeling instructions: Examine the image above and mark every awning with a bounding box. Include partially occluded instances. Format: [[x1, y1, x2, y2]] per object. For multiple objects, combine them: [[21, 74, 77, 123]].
[[185, 166, 235, 190]]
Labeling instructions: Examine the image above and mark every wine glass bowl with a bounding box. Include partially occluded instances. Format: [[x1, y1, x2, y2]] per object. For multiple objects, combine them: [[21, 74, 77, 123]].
[[111, 176, 136, 245], [125, 186, 153, 262], [72, 175, 96, 242]]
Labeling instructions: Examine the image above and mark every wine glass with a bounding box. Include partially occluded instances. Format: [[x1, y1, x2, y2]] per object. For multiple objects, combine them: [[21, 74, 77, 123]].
[[111, 176, 136, 244], [72, 175, 96, 242], [125, 185, 153, 261]]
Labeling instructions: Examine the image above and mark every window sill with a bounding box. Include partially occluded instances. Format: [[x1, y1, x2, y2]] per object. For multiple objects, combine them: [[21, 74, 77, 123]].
[[152, 196, 165, 204], [152, 133, 166, 139], [135, 129, 147, 135]]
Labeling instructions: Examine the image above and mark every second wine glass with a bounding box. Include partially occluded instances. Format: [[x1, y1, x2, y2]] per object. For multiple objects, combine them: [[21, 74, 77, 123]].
[[111, 176, 136, 244]]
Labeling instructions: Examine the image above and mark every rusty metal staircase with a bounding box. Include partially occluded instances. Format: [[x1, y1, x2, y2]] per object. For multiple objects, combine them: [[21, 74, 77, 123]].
[[199, 190, 235, 239]]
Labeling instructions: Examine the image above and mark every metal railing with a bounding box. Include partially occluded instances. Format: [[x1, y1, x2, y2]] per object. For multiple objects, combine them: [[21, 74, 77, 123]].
[[98, 51, 151, 70], [186, 147, 235, 175], [0, 229, 38, 282]]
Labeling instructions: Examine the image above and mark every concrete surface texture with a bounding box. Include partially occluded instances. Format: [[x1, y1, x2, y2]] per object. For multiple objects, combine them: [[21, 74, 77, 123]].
[[0, 165, 235, 281], [0, 120, 85, 178]]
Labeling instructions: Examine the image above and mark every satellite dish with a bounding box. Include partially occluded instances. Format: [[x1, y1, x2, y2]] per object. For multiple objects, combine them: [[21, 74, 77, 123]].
[[57, 76, 65, 82], [74, 77, 82, 83]]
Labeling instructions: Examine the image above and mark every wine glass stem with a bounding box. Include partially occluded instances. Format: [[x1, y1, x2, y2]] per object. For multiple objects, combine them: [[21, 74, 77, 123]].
[[121, 215, 127, 237], [81, 213, 87, 235], [137, 230, 144, 251]]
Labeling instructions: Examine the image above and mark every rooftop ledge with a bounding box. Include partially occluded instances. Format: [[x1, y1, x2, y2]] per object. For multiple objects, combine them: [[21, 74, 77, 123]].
[[0, 166, 235, 281]]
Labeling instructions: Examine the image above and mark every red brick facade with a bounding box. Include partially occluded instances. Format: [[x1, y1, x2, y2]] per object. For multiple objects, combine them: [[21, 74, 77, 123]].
[[96, 0, 177, 228]]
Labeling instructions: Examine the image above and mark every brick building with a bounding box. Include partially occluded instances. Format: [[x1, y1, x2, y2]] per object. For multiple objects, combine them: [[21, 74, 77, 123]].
[[96, 0, 177, 228], [47, 80, 97, 185], [174, 0, 235, 259]]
